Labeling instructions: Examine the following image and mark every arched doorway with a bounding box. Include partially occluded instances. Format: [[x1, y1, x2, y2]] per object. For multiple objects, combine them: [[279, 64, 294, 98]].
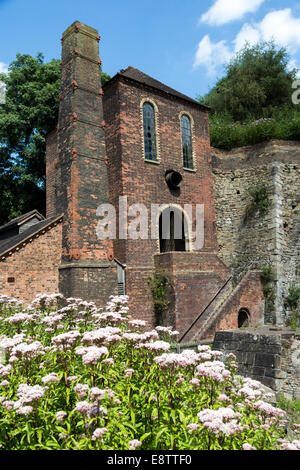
[[238, 308, 250, 328], [159, 206, 189, 253]]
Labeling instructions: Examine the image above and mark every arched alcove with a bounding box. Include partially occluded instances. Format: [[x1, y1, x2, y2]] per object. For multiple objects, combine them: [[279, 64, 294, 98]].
[[238, 308, 250, 328]]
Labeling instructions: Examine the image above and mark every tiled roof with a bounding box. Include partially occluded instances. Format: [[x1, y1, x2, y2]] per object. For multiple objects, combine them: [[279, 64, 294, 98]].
[[103, 66, 210, 109], [0, 210, 45, 234], [0, 215, 63, 259]]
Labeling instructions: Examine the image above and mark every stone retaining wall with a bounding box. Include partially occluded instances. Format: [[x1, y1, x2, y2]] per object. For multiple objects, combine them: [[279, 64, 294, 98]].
[[213, 326, 300, 399], [212, 141, 300, 326]]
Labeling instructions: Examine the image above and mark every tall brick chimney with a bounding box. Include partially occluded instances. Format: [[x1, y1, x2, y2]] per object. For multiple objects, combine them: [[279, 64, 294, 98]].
[[56, 21, 117, 303]]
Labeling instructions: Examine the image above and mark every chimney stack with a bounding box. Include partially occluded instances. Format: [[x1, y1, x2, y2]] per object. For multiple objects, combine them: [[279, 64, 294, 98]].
[[55, 21, 117, 303]]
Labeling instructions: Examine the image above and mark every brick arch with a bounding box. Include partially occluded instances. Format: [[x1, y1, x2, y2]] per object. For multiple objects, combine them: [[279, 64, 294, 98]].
[[238, 307, 251, 328], [156, 204, 192, 253]]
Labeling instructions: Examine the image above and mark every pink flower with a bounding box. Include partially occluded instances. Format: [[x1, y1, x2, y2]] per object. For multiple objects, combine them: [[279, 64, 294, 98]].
[[125, 368, 135, 378], [280, 440, 300, 450], [190, 378, 200, 386], [75, 346, 108, 365], [42, 373, 60, 384], [219, 394, 230, 403], [56, 411, 67, 422], [0, 380, 9, 387], [67, 376, 78, 383], [128, 439, 142, 450], [16, 383, 45, 404], [0, 364, 12, 377], [242, 443, 256, 450], [197, 408, 241, 436], [176, 377, 184, 384], [92, 428, 108, 440], [187, 423, 200, 433], [3, 400, 14, 411], [15, 405, 33, 415], [253, 400, 286, 418], [74, 401, 90, 414], [90, 387, 107, 400]]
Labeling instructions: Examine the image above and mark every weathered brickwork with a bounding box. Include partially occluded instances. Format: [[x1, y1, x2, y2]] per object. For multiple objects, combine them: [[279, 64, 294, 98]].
[[199, 271, 265, 341], [53, 21, 117, 304], [212, 141, 300, 326], [102, 72, 232, 328], [46, 129, 57, 219], [0, 222, 62, 303], [213, 327, 300, 400], [154, 252, 231, 338]]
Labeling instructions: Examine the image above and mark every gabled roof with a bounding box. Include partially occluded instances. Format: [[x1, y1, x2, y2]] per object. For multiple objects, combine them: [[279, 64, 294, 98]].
[[0, 214, 63, 260], [0, 210, 45, 235], [103, 66, 210, 110]]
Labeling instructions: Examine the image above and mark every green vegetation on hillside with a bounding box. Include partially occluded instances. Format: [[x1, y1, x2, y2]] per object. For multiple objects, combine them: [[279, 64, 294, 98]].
[[198, 42, 300, 149]]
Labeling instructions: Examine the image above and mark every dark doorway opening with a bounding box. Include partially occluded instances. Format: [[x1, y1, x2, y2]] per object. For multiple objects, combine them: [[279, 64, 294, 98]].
[[238, 308, 250, 328], [159, 207, 187, 253]]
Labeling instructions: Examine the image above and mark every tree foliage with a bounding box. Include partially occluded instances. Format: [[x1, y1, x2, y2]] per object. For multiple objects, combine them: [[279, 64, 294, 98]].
[[0, 54, 110, 226], [200, 41, 298, 123]]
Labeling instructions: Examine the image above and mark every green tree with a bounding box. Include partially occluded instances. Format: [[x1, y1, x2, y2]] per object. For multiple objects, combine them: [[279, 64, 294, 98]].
[[0, 53, 110, 226], [200, 41, 298, 123]]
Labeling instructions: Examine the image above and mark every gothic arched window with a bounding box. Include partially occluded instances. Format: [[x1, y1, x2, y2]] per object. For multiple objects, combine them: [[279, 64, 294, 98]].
[[181, 114, 194, 169], [143, 102, 157, 161]]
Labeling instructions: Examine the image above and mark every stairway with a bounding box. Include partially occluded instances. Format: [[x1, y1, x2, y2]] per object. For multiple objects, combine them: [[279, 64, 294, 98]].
[[179, 270, 265, 343]]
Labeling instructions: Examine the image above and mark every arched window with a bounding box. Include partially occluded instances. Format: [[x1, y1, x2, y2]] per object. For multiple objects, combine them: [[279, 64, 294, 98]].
[[159, 207, 188, 253], [143, 102, 157, 161], [181, 114, 193, 169]]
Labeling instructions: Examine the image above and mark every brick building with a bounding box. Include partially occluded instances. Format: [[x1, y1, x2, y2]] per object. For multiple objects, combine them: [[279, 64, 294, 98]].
[[0, 21, 272, 341]]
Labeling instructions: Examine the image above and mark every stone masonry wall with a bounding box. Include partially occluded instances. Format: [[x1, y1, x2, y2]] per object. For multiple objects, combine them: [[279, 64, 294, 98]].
[[213, 326, 300, 400], [212, 141, 300, 326]]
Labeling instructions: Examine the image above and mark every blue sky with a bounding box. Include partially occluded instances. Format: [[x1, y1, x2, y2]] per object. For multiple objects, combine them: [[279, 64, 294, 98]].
[[0, 0, 300, 99]]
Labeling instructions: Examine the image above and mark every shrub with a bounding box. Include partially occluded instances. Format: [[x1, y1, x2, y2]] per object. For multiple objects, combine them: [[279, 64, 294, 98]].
[[210, 114, 300, 150], [0, 293, 299, 450]]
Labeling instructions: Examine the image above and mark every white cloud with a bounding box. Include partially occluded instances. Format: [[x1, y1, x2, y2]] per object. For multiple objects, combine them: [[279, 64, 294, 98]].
[[194, 8, 300, 75], [233, 9, 300, 53], [193, 34, 232, 75], [0, 63, 8, 105], [200, 0, 265, 26], [233, 23, 261, 52], [0, 62, 8, 74], [258, 9, 300, 52]]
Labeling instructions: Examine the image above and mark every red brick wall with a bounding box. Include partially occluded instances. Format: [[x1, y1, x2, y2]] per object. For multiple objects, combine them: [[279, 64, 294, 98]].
[[104, 77, 218, 263], [46, 129, 58, 219], [0, 222, 62, 304], [154, 252, 231, 337], [51, 22, 118, 306], [103, 76, 223, 326], [198, 271, 265, 340]]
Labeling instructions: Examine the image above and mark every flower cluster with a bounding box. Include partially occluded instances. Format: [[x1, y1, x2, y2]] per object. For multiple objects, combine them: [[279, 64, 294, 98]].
[[197, 407, 243, 436], [75, 346, 108, 365], [0, 292, 298, 451]]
